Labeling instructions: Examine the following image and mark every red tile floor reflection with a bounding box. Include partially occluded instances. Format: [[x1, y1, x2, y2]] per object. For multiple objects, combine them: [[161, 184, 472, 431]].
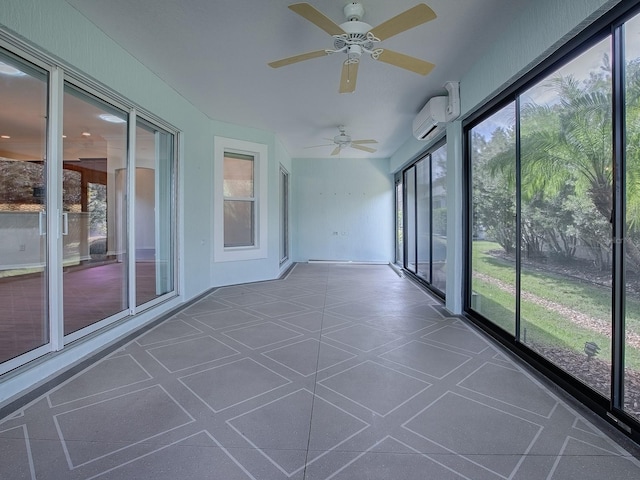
[[0, 262, 159, 364]]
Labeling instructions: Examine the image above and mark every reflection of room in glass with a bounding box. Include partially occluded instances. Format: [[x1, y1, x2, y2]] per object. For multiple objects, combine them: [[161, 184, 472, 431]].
[[135, 120, 175, 307], [62, 84, 128, 335], [0, 56, 49, 364]]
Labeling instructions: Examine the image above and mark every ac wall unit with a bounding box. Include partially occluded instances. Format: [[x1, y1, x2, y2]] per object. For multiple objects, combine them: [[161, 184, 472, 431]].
[[412, 81, 460, 142]]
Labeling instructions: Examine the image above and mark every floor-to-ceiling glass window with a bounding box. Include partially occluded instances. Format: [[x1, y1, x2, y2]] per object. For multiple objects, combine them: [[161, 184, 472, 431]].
[[395, 177, 404, 266], [469, 104, 517, 335], [135, 118, 175, 307], [62, 84, 129, 335], [404, 166, 417, 273], [431, 143, 447, 292], [399, 140, 448, 295], [416, 157, 431, 282], [0, 52, 48, 364], [520, 38, 613, 397], [466, 4, 640, 433], [624, 10, 640, 423]]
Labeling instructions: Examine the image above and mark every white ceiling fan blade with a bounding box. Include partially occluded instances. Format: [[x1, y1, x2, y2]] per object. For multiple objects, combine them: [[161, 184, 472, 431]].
[[268, 50, 328, 68], [288, 3, 345, 36], [369, 4, 437, 41], [351, 139, 378, 144], [351, 144, 377, 153], [339, 61, 358, 93], [375, 49, 435, 75], [330, 145, 341, 156]]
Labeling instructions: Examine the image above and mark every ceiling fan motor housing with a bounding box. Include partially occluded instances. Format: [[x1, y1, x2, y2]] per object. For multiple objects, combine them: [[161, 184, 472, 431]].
[[343, 2, 365, 22]]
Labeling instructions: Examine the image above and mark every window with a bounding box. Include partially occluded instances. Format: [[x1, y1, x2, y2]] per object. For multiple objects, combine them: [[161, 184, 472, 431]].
[[214, 137, 268, 262], [224, 152, 255, 247], [465, 5, 640, 427], [399, 140, 448, 296]]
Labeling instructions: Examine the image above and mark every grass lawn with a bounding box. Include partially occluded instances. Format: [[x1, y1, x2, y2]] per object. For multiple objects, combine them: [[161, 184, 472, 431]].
[[472, 240, 640, 370]]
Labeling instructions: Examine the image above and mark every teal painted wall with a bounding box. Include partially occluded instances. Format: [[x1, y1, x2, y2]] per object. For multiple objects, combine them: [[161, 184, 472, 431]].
[[292, 157, 393, 263]]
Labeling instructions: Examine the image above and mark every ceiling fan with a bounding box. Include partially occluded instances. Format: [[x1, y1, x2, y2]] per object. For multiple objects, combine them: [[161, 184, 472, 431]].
[[307, 125, 377, 155], [268, 2, 436, 93]]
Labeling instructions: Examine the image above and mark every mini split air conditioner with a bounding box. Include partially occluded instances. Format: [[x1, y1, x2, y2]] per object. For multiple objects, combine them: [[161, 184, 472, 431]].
[[412, 81, 460, 141]]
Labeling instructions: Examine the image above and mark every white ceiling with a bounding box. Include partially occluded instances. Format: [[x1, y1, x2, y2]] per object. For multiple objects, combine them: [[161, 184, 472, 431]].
[[64, 0, 532, 159]]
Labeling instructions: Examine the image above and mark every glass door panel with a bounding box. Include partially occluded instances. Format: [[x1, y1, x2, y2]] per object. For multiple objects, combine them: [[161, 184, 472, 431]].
[[279, 165, 289, 265], [519, 38, 612, 397], [470, 104, 517, 335], [416, 158, 431, 282], [0, 53, 49, 363], [405, 166, 417, 273], [395, 179, 404, 266], [624, 11, 640, 421], [135, 119, 174, 306], [62, 84, 128, 334]]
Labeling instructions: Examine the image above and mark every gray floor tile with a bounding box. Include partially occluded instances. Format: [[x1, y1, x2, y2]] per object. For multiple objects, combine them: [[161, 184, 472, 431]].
[[193, 309, 263, 330], [457, 362, 558, 417], [247, 301, 309, 318], [0, 426, 33, 480], [54, 385, 193, 467], [379, 340, 471, 378], [3, 263, 639, 480], [88, 431, 255, 480], [223, 322, 304, 349], [319, 361, 430, 416], [49, 355, 151, 406], [147, 336, 239, 372], [262, 339, 355, 377], [422, 324, 492, 353], [315, 437, 467, 480], [323, 324, 402, 352], [280, 311, 349, 333], [136, 319, 202, 346], [403, 391, 542, 478], [179, 358, 290, 412]]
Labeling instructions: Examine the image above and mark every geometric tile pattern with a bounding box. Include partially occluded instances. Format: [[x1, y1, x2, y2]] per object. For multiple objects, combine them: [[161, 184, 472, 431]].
[[1, 264, 639, 479]]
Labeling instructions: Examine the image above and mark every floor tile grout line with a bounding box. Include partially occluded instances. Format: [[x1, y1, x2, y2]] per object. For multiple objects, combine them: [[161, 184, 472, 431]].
[[302, 264, 332, 479]]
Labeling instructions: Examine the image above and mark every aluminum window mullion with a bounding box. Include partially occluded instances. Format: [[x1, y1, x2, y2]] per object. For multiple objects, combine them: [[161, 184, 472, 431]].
[[48, 65, 64, 352], [611, 22, 626, 412], [515, 96, 522, 343], [128, 109, 137, 315]]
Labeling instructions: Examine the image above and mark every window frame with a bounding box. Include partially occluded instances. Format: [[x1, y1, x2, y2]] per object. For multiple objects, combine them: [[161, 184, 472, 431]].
[[213, 136, 268, 262]]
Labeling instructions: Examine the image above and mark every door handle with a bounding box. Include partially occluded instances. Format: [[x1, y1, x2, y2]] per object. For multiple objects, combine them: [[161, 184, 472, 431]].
[[62, 212, 69, 236], [38, 210, 46, 236]]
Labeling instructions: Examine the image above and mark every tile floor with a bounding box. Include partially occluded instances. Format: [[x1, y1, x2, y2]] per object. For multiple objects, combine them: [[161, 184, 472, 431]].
[[1, 263, 640, 479]]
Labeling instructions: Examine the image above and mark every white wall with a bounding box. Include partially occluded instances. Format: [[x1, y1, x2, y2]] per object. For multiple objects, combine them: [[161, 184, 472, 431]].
[[292, 157, 393, 263], [208, 121, 293, 286]]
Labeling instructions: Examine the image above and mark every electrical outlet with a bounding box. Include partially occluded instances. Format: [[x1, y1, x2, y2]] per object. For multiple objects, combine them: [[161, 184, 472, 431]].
[[19, 244, 26, 251]]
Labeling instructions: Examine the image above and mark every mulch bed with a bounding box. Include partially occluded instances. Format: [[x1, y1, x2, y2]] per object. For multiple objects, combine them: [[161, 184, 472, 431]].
[[530, 342, 640, 420]]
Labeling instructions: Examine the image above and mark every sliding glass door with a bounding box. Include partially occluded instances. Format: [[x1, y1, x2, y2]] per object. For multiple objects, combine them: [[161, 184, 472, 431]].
[[62, 84, 129, 335], [0, 45, 178, 373], [135, 119, 175, 307], [0, 52, 49, 364]]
